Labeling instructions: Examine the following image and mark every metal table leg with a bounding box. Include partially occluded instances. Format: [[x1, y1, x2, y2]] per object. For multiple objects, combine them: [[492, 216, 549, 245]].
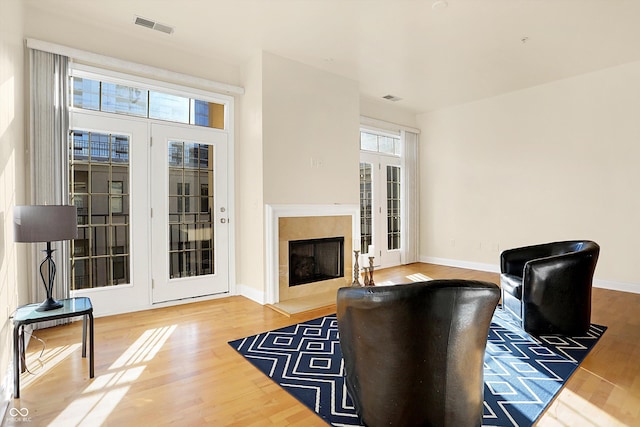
[[82, 314, 87, 357], [13, 324, 21, 399], [89, 312, 94, 378]]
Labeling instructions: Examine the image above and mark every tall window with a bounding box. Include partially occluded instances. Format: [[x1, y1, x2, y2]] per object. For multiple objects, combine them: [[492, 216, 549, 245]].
[[359, 163, 373, 252], [387, 165, 401, 250], [69, 131, 130, 289]]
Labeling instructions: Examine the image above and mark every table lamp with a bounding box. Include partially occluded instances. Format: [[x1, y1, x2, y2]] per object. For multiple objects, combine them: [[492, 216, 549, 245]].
[[14, 205, 78, 311]]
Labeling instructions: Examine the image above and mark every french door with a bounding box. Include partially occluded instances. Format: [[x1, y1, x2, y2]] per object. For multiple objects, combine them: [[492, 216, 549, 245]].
[[70, 113, 229, 314], [360, 152, 402, 269], [150, 123, 229, 303], [70, 112, 151, 314]]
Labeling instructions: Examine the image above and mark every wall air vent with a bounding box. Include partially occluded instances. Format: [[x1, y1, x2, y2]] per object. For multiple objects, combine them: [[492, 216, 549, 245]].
[[134, 16, 174, 35], [382, 94, 402, 102]]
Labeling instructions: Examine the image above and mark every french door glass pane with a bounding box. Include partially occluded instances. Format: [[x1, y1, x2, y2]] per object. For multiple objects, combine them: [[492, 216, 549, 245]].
[[360, 162, 373, 252], [387, 165, 401, 250], [69, 130, 131, 289], [168, 140, 215, 279]]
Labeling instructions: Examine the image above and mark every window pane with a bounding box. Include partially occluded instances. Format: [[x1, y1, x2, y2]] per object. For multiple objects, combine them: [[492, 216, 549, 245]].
[[378, 136, 396, 155], [70, 130, 131, 290], [73, 228, 90, 257], [149, 91, 189, 123], [101, 82, 148, 117], [73, 167, 88, 193], [387, 165, 401, 250], [72, 131, 90, 160], [92, 258, 110, 287], [111, 135, 130, 163], [92, 225, 109, 256], [360, 132, 378, 152], [168, 140, 215, 278], [184, 142, 200, 168], [91, 165, 110, 193], [360, 162, 373, 252], [360, 131, 401, 157], [90, 133, 110, 161], [72, 258, 90, 290], [191, 99, 225, 129], [72, 78, 100, 111]]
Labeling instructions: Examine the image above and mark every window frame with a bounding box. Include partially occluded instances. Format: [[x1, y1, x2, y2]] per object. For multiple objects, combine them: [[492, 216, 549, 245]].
[[71, 64, 232, 131]]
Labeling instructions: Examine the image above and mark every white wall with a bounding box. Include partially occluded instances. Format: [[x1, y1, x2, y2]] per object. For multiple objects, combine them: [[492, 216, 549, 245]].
[[418, 60, 640, 291], [236, 52, 265, 300], [0, 0, 26, 410], [262, 52, 360, 205]]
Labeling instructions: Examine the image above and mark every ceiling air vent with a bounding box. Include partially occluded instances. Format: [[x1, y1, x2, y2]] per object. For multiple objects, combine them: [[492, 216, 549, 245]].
[[382, 94, 402, 102], [134, 16, 174, 35]]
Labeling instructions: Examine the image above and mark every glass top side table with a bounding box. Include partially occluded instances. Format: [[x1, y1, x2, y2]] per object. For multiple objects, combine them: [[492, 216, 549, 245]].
[[12, 297, 94, 398]]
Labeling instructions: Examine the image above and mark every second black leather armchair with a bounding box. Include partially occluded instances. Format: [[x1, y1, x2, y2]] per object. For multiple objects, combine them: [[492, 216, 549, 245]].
[[500, 240, 599, 335]]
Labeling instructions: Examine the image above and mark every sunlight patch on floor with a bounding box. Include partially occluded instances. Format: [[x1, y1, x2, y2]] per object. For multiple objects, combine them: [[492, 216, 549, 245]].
[[111, 324, 177, 368], [47, 324, 177, 426], [21, 343, 82, 389], [374, 280, 397, 286], [406, 273, 432, 282], [543, 388, 625, 426]]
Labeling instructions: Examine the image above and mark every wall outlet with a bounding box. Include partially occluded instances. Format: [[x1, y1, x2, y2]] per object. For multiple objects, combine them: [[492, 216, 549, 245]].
[[310, 157, 324, 168]]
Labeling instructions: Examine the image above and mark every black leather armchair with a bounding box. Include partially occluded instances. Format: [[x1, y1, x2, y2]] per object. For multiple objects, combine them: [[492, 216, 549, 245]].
[[500, 240, 599, 336], [336, 279, 500, 427]]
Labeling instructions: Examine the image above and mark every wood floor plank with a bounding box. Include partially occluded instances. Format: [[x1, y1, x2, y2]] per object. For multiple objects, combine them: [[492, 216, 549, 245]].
[[3, 263, 639, 426]]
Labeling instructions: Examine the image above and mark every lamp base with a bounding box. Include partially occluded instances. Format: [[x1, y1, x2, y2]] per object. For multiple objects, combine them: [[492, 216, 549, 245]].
[[36, 297, 63, 312]]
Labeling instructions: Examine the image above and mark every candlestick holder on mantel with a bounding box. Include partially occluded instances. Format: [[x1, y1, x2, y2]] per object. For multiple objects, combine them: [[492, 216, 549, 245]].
[[352, 250, 362, 286], [367, 256, 375, 286], [362, 267, 370, 286]]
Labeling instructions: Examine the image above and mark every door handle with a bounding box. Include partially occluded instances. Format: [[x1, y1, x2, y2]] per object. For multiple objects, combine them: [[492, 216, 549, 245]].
[[220, 218, 227, 223]]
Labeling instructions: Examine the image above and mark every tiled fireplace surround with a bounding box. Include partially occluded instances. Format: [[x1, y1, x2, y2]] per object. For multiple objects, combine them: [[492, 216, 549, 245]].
[[265, 204, 360, 304]]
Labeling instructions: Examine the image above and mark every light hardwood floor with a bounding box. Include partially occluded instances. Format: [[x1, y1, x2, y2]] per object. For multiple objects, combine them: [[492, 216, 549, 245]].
[[3, 263, 639, 426]]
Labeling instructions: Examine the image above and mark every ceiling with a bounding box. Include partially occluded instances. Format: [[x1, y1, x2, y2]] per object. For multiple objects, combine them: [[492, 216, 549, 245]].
[[24, 0, 640, 114]]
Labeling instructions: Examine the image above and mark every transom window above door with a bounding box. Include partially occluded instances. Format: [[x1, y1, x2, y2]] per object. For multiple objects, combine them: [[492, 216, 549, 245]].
[[72, 77, 226, 130], [360, 131, 401, 156]]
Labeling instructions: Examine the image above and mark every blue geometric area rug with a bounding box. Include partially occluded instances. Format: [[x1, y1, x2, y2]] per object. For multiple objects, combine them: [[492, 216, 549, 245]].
[[229, 310, 606, 427]]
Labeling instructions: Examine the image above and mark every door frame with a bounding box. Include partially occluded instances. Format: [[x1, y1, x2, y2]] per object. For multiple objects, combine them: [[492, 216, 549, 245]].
[[68, 108, 236, 317]]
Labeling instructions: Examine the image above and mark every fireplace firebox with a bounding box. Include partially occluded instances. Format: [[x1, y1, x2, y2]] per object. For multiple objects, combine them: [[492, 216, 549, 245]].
[[289, 237, 344, 286]]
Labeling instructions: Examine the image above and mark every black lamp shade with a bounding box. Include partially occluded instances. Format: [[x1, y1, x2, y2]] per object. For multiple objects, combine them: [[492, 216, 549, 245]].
[[14, 205, 78, 243]]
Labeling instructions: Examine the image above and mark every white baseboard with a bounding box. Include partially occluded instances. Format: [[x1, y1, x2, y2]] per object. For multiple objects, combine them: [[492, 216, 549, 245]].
[[237, 284, 265, 305], [593, 278, 640, 294], [420, 256, 640, 294], [1, 362, 11, 422]]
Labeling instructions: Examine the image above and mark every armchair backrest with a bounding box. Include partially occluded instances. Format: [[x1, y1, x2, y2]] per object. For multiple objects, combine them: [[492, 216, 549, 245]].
[[501, 240, 599, 277], [337, 280, 500, 427]]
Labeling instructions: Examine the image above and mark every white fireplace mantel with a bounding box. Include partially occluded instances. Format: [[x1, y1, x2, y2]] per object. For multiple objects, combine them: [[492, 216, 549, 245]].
[[265, 204, 360, 304]]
